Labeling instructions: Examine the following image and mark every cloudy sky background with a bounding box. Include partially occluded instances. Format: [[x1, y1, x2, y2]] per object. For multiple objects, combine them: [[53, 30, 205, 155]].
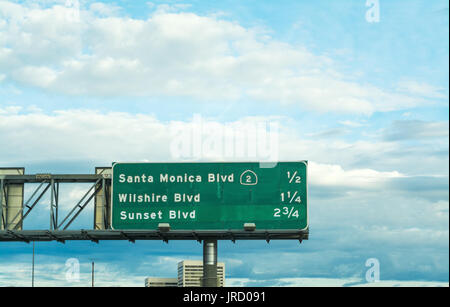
[[0, 0, 448, 286]]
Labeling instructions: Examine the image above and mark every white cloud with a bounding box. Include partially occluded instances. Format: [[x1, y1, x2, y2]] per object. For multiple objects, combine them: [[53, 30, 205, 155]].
[[0, 105, 21, 114], [89, 2, 121, 17], [12, 65, 58, 87], [0, 1, 438, 114], [350, 280, 449, 287], [227, 277, 449, 287], [309, 161, 404, 188], [432, 200, 449, 218], [382, 120, 449, 141], [397, 81, 448, 99], [0, 259, 147, 287], [1, 108, 446, 184], [338, 120, 366, 128]]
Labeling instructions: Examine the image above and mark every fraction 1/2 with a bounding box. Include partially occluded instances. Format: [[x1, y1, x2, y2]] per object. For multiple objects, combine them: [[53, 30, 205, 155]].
[[287, 171, 301, 184]]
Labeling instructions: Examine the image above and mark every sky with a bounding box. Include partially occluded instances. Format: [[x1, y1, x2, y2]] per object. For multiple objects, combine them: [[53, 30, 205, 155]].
[[0, 0, 448, 287]]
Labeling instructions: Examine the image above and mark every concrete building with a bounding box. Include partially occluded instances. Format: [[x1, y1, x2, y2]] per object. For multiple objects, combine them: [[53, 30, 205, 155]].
[[177, 260, 225, 287], [145, 277, 178, 287]]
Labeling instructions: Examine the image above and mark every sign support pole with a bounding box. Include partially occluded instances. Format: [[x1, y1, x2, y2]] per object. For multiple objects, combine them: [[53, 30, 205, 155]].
[[32, 241, 35, 287], [202, 239, 218, 287], [0, 179, 4, 229]]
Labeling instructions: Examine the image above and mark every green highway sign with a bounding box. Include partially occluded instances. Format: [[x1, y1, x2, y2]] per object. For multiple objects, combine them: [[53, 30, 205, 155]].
[[111, 162, 308, 231]]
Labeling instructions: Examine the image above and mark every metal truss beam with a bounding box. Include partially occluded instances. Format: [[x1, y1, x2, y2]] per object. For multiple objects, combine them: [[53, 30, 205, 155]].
[[0, 173, 108, 234], [57, 179, 102, 230], [0, 229, 308, 243], [0, 174, 103, 184], [13, 182, 50, 230]]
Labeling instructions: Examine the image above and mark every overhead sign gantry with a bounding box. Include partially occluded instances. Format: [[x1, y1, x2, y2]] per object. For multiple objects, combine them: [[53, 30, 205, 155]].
[[0, 162, 309, 242]]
